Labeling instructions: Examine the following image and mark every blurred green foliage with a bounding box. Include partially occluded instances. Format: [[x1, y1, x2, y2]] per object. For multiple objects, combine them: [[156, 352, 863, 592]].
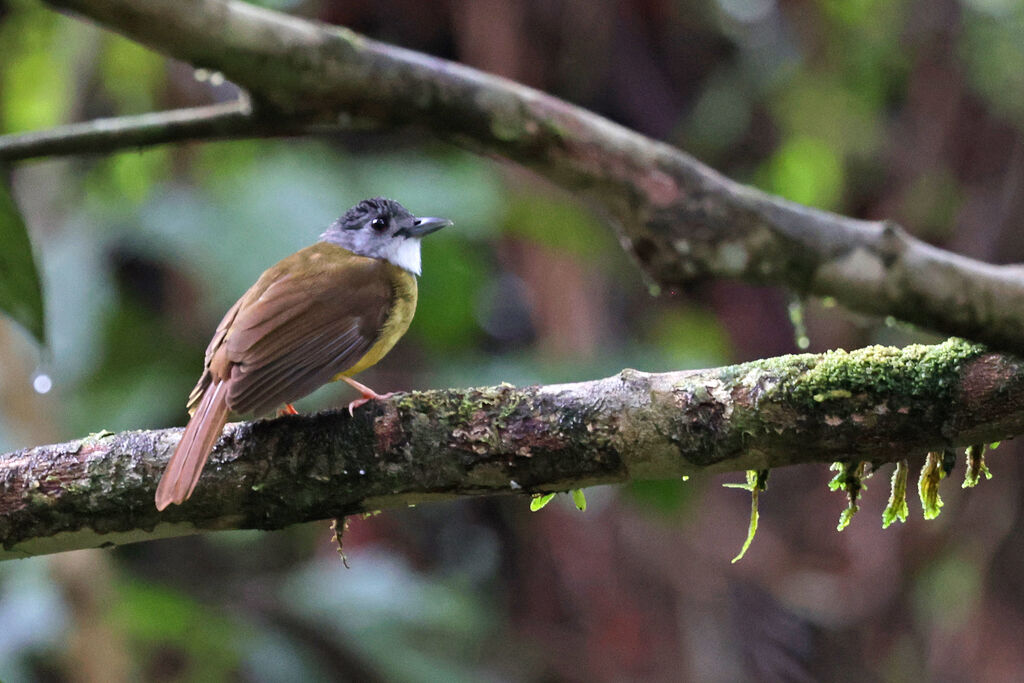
[[0, 180, 44, 343], [0, 0, 69, 133], [625, 478, 699, 516], [646, 305, 731, 369], [503, 194, 614, 260], [961, 1, 1024, 124], [417, 235, 488, 353], [110, 581, 243, 679], [98, 35, 166, 113], [765, 135, 845, 209]]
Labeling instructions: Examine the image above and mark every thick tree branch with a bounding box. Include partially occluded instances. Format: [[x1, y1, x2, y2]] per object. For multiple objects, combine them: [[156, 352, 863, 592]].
[[1, 340, 1020, 559], [0, 0, 1019, 353]]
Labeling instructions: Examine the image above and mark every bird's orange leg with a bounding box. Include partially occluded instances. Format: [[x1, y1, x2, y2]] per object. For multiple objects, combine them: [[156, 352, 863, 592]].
[[277, 403, 299, 416], [342, 377, 395, 415]]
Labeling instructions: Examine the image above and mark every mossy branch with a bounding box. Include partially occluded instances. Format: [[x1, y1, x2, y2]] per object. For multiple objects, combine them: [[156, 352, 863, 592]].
[[0, 0, 1020, 353], [1, 340, 1021, 560]]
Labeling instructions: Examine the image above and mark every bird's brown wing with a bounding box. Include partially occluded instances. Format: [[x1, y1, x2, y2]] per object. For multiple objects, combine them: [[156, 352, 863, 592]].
[[158, 243, 393, 511], [215, 244, 395, 416], [185, 295, 243, 413]]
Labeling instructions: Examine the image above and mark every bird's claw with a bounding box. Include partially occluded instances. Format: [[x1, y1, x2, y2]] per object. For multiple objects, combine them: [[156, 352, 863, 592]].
[[347, 391, 396, 416]]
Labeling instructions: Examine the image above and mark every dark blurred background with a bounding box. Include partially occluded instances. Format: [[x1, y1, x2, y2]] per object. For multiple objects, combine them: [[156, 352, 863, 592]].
[[2, 0, 1023, 680]]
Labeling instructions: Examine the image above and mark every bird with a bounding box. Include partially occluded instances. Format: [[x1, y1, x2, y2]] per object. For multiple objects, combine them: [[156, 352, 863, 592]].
[[154, 197, 452, 510]]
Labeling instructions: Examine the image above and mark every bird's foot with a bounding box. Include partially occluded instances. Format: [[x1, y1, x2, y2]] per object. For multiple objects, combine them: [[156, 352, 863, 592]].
[[346, 391, 396, 416], [342, 377, 395, 416], [277, 403, 299, 416]]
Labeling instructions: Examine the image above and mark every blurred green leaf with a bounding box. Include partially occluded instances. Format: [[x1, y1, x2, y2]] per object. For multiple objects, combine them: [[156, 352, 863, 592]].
[[819, 0, 889, 24], [530, 493, 556, 511], [764, 135, 845, 210], [195, 140, 262, 187], [110, 580, 242, 679], [504, 194, 613, 259], [0, 3, 69, 134], [0, 179, 45, 344], [70, 301, 196, 433], [646, 305, 731, 368], [912, 553, 983, 632], [1, 51, 68, 133], [899, 168, 961, 241], [772, 73, 883, 159], [961, 4, 1024, 125], [625, 478, 696, 516], [83, 149, 171, 207], [283, 554, 494, 682], [99, 34, 166, 112], [414, 235, 487, 352]]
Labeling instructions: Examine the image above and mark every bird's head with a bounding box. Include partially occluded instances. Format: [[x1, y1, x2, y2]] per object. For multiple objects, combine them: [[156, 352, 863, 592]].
[[321, 197, 452, 275]]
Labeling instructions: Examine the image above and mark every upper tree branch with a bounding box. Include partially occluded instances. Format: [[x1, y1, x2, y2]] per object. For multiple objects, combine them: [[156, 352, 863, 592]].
[[2, 340, 1021, 559], [0, 0, 1018, 354]]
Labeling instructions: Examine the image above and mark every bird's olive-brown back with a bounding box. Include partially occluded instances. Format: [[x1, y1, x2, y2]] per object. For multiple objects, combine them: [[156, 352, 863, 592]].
[[186, 242, 415, 417]]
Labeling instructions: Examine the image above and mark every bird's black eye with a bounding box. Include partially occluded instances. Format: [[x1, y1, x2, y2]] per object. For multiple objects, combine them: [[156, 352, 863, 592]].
[[370, 217, 387, 231]]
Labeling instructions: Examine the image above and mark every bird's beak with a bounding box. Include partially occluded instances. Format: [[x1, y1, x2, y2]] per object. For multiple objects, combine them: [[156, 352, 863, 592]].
[[405, 216, 452, 237]]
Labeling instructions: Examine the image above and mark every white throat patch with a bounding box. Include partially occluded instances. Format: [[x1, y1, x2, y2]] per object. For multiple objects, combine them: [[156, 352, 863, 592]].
[[382, 237, 423, 275]]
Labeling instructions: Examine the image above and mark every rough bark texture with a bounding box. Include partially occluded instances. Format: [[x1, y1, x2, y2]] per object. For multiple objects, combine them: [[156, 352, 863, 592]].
[[0, 0, 1019, 353], [2, 340, 1021, 559]]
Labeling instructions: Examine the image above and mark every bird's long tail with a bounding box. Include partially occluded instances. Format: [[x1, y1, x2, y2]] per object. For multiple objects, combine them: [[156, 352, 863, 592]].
[[155, 380, 230, 510]]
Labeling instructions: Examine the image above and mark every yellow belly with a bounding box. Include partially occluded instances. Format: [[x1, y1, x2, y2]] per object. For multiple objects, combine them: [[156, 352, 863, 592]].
[[335, 265, 418, 378]]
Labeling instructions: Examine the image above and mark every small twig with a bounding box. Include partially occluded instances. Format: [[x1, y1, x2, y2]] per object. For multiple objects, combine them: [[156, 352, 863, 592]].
[[0, 99, 347, 162]]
